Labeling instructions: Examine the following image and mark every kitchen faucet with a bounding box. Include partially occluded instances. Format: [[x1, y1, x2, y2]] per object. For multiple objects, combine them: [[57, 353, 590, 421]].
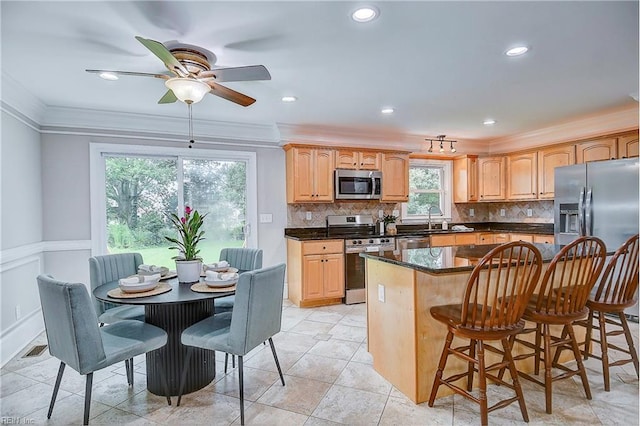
[[427, 205, 441, 230]]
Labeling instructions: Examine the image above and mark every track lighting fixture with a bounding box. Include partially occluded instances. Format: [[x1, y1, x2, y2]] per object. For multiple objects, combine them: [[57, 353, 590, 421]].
[[425, 135, 457, 154]]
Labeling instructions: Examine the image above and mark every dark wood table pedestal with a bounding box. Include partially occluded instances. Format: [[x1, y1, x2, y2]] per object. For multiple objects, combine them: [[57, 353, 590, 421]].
[[145, 300, 216, 396]]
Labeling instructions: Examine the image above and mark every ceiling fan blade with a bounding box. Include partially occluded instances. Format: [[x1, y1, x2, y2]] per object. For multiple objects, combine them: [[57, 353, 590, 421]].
[[135, 36, 189, 77], [86, 69, 170, 79], [199, 65, 271, 83], [206, 82, 256, 107], [158, 90, 178, 104]]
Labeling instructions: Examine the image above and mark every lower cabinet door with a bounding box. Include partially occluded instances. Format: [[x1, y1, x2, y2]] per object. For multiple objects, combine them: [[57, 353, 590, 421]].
[[302, 255, 325, 300], [323, 254, 345, 298]]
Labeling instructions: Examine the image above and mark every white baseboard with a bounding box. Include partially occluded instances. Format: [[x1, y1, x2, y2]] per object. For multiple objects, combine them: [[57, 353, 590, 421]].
[[0, 308, 45, 367]]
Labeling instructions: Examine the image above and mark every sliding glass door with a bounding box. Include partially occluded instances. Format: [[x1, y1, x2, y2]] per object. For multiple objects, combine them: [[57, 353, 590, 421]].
[[92, 144, 257, 267]]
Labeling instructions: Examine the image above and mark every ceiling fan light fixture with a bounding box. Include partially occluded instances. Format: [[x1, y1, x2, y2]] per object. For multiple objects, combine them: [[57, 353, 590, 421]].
[[165, 78, 211, 104], [99, 72, 118, 81], [352, 6, 378, 23]]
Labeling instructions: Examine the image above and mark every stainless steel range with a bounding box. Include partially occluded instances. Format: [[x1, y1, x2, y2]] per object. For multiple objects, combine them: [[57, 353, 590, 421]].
[[327, 215, 395, 304]]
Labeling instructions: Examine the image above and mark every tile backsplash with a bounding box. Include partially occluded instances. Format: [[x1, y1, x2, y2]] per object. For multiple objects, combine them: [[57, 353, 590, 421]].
[[287, 200, 554, 227]]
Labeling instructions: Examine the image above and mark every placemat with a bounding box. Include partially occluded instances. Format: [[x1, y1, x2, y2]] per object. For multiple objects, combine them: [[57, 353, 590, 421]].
[[159, 271, 178, 281], [191, 282, 237, 293], [108, 282, 172, 299]]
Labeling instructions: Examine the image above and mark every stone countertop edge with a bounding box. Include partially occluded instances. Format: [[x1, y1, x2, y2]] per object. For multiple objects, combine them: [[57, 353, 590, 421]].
[[284, 222, 554, 241], [359, 243, 563, 275]]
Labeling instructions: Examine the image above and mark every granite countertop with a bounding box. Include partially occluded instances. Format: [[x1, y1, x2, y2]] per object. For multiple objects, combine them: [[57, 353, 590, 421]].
[[360, 243, 562, 275], [284, 222, 554, 241]]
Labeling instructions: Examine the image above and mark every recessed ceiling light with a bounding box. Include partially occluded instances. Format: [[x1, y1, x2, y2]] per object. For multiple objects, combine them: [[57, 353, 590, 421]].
[[381, 107, 394, 114], [281, 96, 297, 102], [483, 119, 497, 126], [99, 72, 118, 81], [505, 46, 529, 57], [352, 6, 378, 23]]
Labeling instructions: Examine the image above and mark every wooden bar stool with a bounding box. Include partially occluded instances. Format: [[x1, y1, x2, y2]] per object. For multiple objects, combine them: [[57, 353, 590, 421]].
[[508, 236, 607, 415], [576, 233, 639, 391], [428, 241, 542, 425]]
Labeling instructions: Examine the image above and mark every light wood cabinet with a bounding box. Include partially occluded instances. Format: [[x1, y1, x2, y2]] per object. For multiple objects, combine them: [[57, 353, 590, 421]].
[[507, 152, 538, 200], [576, 138, 617, 163], [478, 157, 506, 201], [453, 155, 478, 202], [381, 153, 409, 202], [335, 150, 381, 170], [617, 131, 639, 158], [533, 234, 555, 244], [285, 146, 334, 203], [537, 145, 575, 199], [430, 233, 478, 247], [509, 233, 534, 243], [477, 233, 495, 244], [287, 239, 344, 307]]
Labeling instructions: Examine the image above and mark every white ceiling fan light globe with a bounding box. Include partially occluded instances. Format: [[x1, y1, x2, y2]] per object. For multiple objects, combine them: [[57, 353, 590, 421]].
[[165, 78, 211, 104]]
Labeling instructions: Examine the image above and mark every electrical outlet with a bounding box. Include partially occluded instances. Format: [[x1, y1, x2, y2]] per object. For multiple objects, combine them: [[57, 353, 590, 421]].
[[378, 284, 385, 302], [469, 208, 475, 217], [305, 212, 312, 221], [259, 213, 273, 223], [392, 209, 399, 217], [15, 305, 21, 320], [527, 209, 533, 217], [378, 210, 384, 218], [500, 208, 506, 217]]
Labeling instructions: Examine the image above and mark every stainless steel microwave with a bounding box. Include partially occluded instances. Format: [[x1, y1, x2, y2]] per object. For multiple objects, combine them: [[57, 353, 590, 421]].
[[335, 169, 382, 200]]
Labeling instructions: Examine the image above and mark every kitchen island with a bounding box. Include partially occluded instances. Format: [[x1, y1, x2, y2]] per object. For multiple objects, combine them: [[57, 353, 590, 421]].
[[361, 244, 582, 404]]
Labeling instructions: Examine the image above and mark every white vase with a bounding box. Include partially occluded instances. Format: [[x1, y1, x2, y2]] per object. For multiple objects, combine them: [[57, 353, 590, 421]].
[[175, 260, 202, 284]]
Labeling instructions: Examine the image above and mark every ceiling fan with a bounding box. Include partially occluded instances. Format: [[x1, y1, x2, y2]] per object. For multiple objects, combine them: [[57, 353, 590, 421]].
[[86, 36, 271, 107]]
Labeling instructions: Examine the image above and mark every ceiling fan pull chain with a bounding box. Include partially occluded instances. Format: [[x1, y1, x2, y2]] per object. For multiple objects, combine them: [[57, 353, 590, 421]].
[[188, 102, 194, 148]]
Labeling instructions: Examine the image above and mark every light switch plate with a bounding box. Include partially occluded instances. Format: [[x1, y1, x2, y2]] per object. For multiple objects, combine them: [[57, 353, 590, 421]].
[[378, 210, 384, 218], [259, 213, 273, 223], [500, 208, 506, 217], [305, 212, 313, 220], [469, 208, 475, 217], [378, 284, 385, 302], [527, 209, 533, 217]]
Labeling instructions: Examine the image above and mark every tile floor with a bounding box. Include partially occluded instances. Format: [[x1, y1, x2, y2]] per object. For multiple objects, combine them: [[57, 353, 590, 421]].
[[1, 300, 638, 425]]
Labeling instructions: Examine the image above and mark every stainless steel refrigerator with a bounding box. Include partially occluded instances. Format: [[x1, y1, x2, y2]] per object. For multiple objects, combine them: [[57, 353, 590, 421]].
[[554, 157, 639, 317]]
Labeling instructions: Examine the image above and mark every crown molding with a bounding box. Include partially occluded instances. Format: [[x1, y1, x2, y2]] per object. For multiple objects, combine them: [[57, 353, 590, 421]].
[[43, 106, 281, 144], [489, 103, 640, 153], [1, 71, 48, 125]]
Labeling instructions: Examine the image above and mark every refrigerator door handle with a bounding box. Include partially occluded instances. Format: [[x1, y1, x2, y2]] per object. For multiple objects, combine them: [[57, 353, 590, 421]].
[[578, 187, 586, 236], [585, 187, 593, 236]]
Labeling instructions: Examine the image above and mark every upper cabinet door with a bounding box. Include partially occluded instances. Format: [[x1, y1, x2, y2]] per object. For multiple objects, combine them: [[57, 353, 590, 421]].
[[478, 157, 506, 201], [537, 145, 575, 199], [314, 149, 335, 201], [335, 150, 358, 169], [617, 131, 639, 158], [576, 138, 617, 163], [381, 153, 409, 202], [291, 147, 315, 201], [335, 150, 380, 170], [453, 155, 478, 203], [358, 151, 381, 170], [507, 152, 537, 200]]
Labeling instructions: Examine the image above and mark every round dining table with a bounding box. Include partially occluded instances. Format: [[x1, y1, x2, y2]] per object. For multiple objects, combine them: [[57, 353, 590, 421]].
[[93, 276, 235, 396]]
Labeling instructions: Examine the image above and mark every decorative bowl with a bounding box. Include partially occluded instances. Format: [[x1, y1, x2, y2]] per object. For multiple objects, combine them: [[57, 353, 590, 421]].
[[119, 274, 160, 293]]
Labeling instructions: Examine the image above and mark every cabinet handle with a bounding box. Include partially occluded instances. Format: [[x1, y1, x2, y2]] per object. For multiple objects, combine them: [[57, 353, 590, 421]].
[[323, 246, 326, 250], [353, 162, 357, 166]]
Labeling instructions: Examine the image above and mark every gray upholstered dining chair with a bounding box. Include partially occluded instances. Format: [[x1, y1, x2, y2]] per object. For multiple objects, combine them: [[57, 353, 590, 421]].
[[37, 274, 171, 425], [213, 247, 263, 314], [176, 263, 286, 425], [89, 253, 145, 324]]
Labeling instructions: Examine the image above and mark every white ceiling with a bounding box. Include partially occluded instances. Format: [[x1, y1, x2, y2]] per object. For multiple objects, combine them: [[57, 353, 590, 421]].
[[2, 1, 638, 148]]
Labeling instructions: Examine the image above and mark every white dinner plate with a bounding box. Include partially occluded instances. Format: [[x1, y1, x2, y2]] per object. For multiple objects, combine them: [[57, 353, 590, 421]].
[[204, 279, 238, 288], [119, 282, 159, 293]]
